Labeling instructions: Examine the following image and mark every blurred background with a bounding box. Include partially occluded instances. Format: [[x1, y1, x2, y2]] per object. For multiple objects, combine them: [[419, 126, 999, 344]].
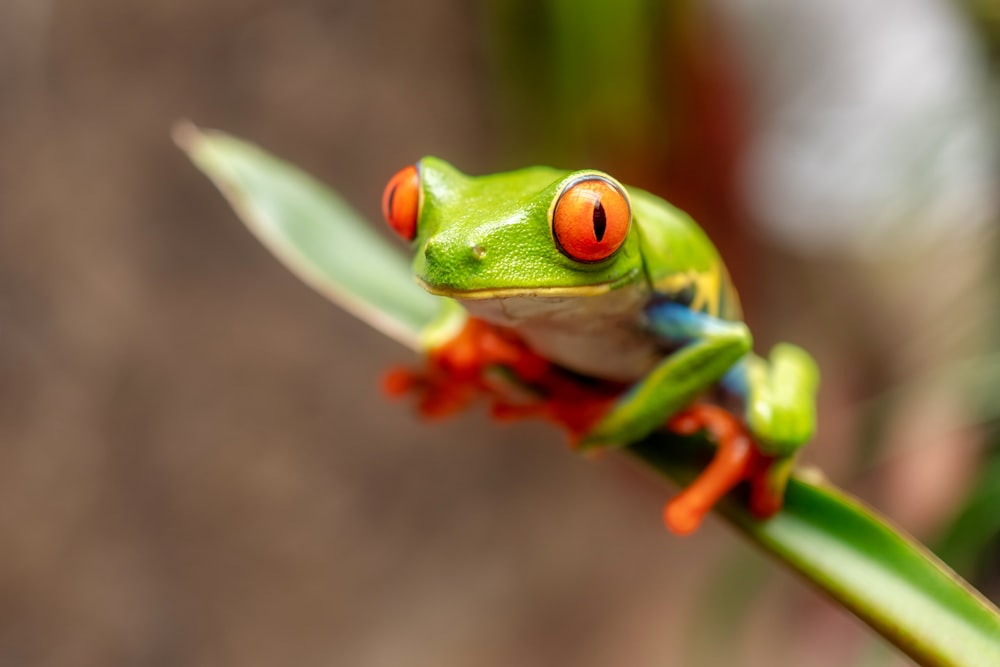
[[2, 1, 999, 665]]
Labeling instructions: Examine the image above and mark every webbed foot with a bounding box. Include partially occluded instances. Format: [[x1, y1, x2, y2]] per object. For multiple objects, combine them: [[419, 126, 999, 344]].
[[745, 343, 819, 457], [384, 317, 552, 420]]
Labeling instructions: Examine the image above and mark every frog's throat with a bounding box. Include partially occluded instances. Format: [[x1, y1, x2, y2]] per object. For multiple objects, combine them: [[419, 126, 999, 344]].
[[416, 269, 640, 300]]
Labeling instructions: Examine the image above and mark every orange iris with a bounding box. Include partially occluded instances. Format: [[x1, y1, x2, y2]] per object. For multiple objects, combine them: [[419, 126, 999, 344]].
[[552, 177, 630, 262], [382, 165, 420, 241]]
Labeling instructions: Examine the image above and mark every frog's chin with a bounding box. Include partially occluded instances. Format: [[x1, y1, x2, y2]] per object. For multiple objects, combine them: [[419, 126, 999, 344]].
[[416, 270, 656, 381], [415, 269, 641, 301]]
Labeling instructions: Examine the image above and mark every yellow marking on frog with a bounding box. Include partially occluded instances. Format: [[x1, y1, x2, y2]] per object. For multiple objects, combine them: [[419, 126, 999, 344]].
[[655, 266, 723, 317]]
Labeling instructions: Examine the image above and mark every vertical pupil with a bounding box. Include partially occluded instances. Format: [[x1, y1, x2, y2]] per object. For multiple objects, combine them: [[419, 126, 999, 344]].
[[592, 199, 607, 242], [387, 183, 398, 217]]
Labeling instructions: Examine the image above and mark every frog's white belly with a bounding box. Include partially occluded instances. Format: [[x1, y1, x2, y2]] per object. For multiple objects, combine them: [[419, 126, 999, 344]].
[[459, 283, 663, 382]]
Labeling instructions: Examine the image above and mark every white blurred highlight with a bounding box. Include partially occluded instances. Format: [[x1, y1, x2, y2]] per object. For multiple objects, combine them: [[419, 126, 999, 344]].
[[714, 0, 999, 257]]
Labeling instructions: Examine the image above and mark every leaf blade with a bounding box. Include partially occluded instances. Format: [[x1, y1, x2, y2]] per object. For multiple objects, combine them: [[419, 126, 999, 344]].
[[174, 122, 447, 349], [630, 437, 1000, 667]]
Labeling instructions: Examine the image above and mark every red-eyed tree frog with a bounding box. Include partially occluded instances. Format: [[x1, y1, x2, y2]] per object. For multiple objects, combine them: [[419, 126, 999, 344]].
[[381, 158, 819, 534]]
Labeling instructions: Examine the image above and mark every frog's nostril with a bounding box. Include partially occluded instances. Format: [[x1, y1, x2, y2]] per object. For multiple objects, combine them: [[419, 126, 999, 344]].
[[422, 239, 439, 263], [423, 237, 485, 266]]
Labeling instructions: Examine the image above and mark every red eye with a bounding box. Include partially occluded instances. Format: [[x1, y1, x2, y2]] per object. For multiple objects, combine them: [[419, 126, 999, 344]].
[[552, 176, 631, 262], [382, 164, 420, 241]]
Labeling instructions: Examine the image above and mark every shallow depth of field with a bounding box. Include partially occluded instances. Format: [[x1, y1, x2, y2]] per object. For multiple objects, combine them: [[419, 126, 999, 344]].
[[1, 2, 999, 666]]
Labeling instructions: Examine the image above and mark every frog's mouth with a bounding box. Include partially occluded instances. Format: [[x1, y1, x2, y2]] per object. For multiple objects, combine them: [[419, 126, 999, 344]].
[[416, 268, 641, 300], [418, 268, 649, 331]]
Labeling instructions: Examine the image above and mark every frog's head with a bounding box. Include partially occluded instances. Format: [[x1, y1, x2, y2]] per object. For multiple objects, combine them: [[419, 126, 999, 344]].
[[381, 157, 643, 300]]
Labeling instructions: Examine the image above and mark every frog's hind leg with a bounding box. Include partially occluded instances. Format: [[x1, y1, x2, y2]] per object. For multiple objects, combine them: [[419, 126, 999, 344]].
[[665, 405, 767, 534]]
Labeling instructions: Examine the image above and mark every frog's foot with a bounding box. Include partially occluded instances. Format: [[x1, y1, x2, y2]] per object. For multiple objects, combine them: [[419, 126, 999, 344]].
[[383, 365, 479, 419], [384, 318, 552, 420], [663, 405, 792, 535], [745, 343, 819, 458], [429, 317, 550, 382]]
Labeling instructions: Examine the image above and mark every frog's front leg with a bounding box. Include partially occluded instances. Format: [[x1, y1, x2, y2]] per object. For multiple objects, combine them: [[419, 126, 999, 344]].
[[722, 344, 819, 515], [580, 303, 762, 533], [581, 303, 752, 448]]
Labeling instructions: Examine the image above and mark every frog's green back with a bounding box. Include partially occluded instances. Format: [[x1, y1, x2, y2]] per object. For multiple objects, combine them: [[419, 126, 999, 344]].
[[629, 188, 742, 321]]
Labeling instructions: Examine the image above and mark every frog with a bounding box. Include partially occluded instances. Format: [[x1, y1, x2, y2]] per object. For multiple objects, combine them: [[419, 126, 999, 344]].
[[380, 157, 819, 534]]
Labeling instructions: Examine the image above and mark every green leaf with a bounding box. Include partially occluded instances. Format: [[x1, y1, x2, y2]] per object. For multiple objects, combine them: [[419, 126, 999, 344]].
[[173, 121, 450, 350], [631, 436, 1000, 667], [178, 125, 1000, 667]]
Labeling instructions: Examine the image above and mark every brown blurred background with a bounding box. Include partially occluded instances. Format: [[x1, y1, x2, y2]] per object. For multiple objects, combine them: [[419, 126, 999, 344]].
[[1, 1, 998, 666]]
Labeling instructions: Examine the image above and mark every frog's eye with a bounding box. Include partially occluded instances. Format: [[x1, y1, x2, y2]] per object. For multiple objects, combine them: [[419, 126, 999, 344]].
[[382, 164, 420, 241], [552, 176, 631, 262]]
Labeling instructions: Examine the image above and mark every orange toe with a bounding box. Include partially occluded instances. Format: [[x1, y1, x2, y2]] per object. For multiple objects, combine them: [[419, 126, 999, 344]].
[[663, 498, 708, 535], [382, 367, 421, 397]]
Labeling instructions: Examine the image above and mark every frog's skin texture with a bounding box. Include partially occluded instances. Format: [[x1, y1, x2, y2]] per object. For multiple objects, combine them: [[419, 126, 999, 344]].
[[382, 158, 819, 534]]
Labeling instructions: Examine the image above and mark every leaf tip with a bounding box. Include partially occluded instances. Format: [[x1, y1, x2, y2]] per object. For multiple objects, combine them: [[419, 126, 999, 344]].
[[171, 119, 204, 155]]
